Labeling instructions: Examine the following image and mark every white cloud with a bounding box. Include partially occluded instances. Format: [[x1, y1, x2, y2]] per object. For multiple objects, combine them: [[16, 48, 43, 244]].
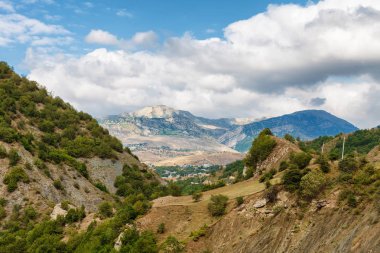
[[85, 29, 119, 45], [0, 1, 14, 12], [0, 11, 70, 46], [116, 9, 133, 18], [26, 0, 380, 128], [85, 29, 158, 49]]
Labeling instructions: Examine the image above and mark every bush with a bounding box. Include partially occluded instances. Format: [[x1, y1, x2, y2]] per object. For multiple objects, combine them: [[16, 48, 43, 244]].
[[289, 152, 312, 169], [317, 155, 330, 173], [0, 144, 7, 158], [208, 195, 229, 216], [265, 185, 280, 203], [8, 148, 20, 166], [53, 180, 64, 191], [94, 181, 108, 193], [157, 223, 165, 234], [3, 166, 29, 192], [235, 196, 244, 206], [339, 156, 358, 172], [65, 206, 85, 224], [98, 202, 113, 218], [259, 168, 277, 183], [300, 170, 326, 200], [190, 224, 208, 241], [284, 134, 295, 143], [192, 191, 203, 202], [283, 168, 303, 192], [279, 161, 288, 171], [160, 236, 184, 253]]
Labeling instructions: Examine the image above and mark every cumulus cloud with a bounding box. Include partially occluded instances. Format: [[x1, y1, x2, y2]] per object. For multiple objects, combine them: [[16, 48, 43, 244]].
[[85, 29, 157, 49], [0, 6, 71, 47], [26, 0, 380, 128], [85, 29, 119, 45]]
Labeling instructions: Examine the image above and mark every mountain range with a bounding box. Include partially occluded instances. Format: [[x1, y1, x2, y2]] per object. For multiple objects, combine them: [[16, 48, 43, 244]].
[[99, 105, 358, 164]]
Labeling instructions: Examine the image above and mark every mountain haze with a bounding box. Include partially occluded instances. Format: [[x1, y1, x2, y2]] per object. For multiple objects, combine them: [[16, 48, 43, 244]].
[[100, 106, 358, 161]]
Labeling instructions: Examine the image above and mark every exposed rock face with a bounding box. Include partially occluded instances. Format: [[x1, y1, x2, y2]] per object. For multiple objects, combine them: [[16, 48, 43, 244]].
[[253, 199, 267, 208]]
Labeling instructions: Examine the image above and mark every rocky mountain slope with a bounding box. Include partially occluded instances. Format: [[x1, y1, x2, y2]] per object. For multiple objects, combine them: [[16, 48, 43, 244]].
[[100, 106, 358, 163], [137, 130, 380, 253], [0, 61, 161, 225], [222, 110, 358, 152]]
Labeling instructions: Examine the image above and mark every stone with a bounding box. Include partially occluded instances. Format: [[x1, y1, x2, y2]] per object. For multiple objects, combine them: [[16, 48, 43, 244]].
[[253, 199, 267, 208]]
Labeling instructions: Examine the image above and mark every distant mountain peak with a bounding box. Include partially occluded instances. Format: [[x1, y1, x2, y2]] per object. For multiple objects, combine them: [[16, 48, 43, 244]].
[[125, 105, 179, 119]]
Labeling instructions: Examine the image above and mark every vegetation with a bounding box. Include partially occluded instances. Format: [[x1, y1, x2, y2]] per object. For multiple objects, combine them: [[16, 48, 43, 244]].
[[157, 223, 165, 234], [235, 196, 244, 206], [244, 129, 277, 170], [192, 191, 203, 202], [300, 170, 326, 200], [208, 194, 229, 216], [3, 166, 29, 192], [160, 236, 184, 253], [190, 224, 208, 241]]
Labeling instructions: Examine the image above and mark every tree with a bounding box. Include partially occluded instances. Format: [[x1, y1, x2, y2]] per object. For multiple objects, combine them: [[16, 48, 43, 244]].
[[284, 134, 295, 143], [245, 129, 277, 169], [208, 195, 229, 216]]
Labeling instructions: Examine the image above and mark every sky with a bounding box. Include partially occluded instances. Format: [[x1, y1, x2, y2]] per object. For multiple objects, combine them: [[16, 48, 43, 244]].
[[1, 0, 380, 128]]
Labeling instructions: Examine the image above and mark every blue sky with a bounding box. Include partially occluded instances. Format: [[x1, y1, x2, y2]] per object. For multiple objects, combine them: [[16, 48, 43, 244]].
[[1, 0, 380, 128], [3, 0, 308, 72]]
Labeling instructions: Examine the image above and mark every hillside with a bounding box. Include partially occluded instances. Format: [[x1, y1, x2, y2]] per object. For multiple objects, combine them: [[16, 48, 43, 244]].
[[0, 62, 167, 252], [137, 129, 380, 252], [100, 107, 358, 163]]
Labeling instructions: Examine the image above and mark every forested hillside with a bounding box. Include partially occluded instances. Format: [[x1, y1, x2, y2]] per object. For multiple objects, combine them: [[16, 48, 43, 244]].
[[0, 62, 173, 252]]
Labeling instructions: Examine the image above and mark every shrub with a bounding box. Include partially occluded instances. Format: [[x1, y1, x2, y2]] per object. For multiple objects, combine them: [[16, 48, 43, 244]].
[[279, 161, 288, 171], [8, 148, 20, 166], [283, 168, 303, 192], [259, 168, 277, 183], [300, 170, 326, 200], [317, 155, 330, 173], [284, 134, 295, 143], [3, 166, 29, 192], [157, 223, 165, 234], [160, 236, 184, 253], [339, 156, 358, 172], [190, 224, 208, 241], [65, 206, 85, 224], [94, 181, 108, 193], [208, 194, 229, 216], [192, 191, 203, 202], [265, 185, 280, 203], [53, 180, 64, 191], [289, 152, 312, 169], [98, 202, 113, 218], [235, 196, 244, 206], [0, 144, 7, 158]]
